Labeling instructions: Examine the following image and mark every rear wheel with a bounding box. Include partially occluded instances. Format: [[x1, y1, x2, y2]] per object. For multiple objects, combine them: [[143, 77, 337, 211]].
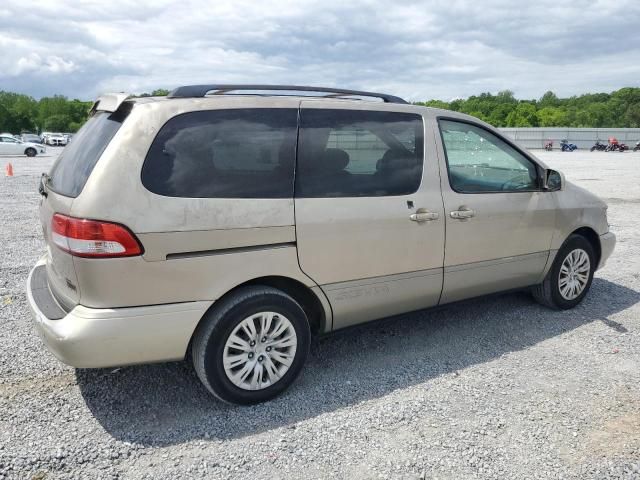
[[25, 148, 36, 157], [532, 234, 596, 309], [191, 286, 310, 404]]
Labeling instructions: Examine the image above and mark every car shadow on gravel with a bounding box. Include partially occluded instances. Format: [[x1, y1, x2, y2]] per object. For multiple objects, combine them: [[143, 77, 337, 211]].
[[76, 277, 639, 446]]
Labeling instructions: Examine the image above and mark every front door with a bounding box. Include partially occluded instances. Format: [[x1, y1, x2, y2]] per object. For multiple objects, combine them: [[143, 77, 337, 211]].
[[294, 104, 445, 329], [435, 118, 557, 304]]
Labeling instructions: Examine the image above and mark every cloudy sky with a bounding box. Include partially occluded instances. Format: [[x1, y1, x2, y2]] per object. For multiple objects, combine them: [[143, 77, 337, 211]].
[[1, 0, 639, 101]]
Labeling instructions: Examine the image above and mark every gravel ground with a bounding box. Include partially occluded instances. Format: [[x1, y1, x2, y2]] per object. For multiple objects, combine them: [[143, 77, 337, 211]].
[[1, 148, 639, 479]]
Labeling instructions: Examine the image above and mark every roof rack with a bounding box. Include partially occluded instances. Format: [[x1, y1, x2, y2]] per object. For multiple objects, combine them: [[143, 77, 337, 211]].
[[166, 84, 408, 104]]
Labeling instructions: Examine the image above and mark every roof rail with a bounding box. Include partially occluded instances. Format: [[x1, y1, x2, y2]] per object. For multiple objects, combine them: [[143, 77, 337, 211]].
[[166, 84, 408, 104]]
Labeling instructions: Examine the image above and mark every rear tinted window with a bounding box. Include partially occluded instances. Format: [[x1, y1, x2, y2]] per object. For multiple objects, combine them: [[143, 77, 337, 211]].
[[48, 107, 130, 197], [141, 109, 298, 198], [296, 109, 424, 197]]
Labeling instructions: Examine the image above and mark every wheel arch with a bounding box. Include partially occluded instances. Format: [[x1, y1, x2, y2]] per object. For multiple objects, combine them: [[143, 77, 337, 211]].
[[241, 276, 330, 335], [186, 275, 331, 359], [544, 225, 602, 280], [570, 226, 601, 267]]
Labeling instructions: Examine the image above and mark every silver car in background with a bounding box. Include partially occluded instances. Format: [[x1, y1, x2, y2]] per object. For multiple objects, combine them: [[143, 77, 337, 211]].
[[27, 85, 615, 404], [0, 134, 46, 157], [21, 133, 44, 144]]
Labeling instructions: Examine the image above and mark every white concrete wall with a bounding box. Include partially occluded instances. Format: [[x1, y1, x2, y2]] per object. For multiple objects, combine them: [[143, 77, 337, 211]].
[[499, 128, 640, 150]]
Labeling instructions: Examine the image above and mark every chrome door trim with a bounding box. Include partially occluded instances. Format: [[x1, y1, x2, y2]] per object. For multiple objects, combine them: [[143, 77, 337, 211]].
[[322, 267, 442, 292], [166, 242, 296, 260], [322, 267, 443, 330], [441, 251, 550, 304], [444, 251, 549, 273]]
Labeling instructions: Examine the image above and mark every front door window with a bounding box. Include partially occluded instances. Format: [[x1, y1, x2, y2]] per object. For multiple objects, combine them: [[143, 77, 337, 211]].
[[439, 119, 538, 193]]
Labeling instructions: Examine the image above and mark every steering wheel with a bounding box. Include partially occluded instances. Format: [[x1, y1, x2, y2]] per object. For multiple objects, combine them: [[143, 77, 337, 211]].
[[501, 172, 532, 191]]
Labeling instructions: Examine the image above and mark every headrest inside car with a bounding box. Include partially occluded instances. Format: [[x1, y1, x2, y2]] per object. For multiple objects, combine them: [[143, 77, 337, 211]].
[[322, 148, 349, 171]]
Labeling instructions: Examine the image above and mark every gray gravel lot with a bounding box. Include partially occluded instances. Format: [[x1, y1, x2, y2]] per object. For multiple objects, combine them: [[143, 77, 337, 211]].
[[1, 148, 639, 479]]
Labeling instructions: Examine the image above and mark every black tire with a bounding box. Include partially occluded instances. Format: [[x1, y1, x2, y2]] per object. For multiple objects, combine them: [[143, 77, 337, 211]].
[[532, 234, 596, 310], [191, 285, 311, 405], [25, 148, 37, 157], [590, 147, 595, 152]]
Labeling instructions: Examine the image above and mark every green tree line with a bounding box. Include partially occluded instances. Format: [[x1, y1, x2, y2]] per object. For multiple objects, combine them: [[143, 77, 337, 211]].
[[417, 87, 640, 128], [1, 87, 639, 133], [0, 92, 93, 134], [0, 89, 169, 134]]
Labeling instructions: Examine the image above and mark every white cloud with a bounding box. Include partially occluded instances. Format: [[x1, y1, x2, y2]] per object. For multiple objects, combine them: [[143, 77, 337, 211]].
[[13, 53, 76, 75], [0, 0, 639, 100]]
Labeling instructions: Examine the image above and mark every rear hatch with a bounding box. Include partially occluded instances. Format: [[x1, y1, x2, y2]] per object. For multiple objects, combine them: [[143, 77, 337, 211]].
[[40, 104, 132, 310]]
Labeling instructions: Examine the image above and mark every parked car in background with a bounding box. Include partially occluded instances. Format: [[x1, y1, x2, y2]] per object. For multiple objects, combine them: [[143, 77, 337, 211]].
[[0, 134, 46, 157], [45, 133, 67, 146], [21, 133, 43, 144], [28, 85, 615, 405]]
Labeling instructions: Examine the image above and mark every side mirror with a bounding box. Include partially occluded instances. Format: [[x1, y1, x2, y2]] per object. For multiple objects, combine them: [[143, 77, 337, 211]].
[[543, 169, 562, 191]]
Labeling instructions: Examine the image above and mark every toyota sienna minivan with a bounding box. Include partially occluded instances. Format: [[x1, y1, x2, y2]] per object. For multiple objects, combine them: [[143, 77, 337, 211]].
[[27, 85, 615, 404]]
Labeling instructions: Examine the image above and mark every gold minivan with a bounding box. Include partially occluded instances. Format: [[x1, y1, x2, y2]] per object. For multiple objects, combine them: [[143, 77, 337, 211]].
[[27, 85, 615, 404]]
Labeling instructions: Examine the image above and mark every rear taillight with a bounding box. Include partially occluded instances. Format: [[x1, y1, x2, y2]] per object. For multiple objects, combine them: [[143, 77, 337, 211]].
[[51, 214, 143, 258]]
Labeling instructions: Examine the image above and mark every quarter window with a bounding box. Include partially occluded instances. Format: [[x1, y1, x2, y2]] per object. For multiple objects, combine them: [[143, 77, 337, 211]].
[[142, 109, 298, 198], [439, 119, 538, 193], [296, 109, 424, 197]]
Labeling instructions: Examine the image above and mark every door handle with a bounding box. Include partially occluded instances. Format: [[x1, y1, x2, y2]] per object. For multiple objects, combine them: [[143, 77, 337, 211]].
[[410, 209, 439, 222], [450, 207, 475, 219]]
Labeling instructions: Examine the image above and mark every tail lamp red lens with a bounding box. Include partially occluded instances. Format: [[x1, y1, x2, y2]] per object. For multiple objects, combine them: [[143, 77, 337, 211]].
[[51, 214, 143, 258]]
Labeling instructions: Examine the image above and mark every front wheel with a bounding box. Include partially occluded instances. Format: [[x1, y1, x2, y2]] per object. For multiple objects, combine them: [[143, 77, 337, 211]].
[[191, 286, 311, 404], [532, 235, 596, 310], [25, 148, 37, 157]]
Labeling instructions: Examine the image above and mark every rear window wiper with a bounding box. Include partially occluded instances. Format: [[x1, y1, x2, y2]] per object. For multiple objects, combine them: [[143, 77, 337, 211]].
[[39, 173, 49, 197]]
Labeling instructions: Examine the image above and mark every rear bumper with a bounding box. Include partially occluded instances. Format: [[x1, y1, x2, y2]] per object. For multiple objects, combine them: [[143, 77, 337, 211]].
[[26, 258, 210, 368], [598, 231, 616, 269]]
